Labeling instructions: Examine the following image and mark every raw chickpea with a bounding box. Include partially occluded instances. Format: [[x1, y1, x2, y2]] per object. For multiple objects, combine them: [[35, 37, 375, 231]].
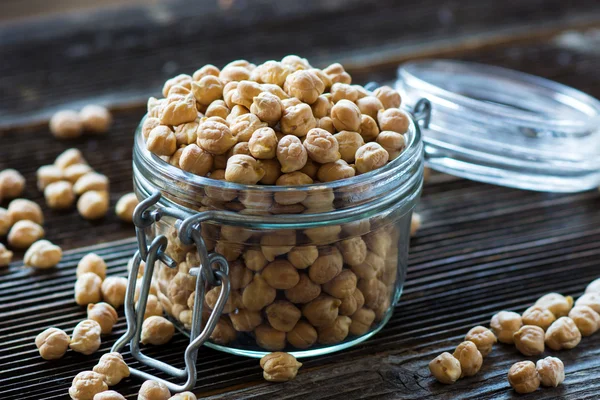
[[230, 309, 263, 332], [142, 117, 161, 139], [358, 278, 388, 311], [284, 70, 324, 104], [284, 273, 321, 304], [274, 172, 313, 205], [0, 208, 11, 236], [535, 292, 574, 317], [508, 361, 541, 394], [254, 324, 286, 351], [513, 325, 545, 356], [317, 159, 355, 183], [193, 64, 220, 81], [77, 253, 107, 279], [44, 180, 75, 209], [80, 105, 112, 133], [261, 83, 290, 100], [37, 165, 64, 190], [141, 316, 175, 345], [162, 74, 192, 97], [205, 100, 230, 120], [355, 142, 389, 174], [322, 269, 357, 299], [70, 319, 102, 355], [280, 103, 316, 137], [338, 291, 358, 316], [101, 276, 128, 308], [35, 327, 70, 360], [490, 311, 522, 344], [168, 393, 197, 400], [266, 300, 302, 332], [304, 128, 341, 164], [161, 93, 198, 126], [411, 213, 421, 237], [69, 371, 108, 400], [167, 271, 197, 306], [545, 316, 582, 350], [317, 116, 335, 134], [260, 352, 303, 382], [299, 158, 320, 180], [301, 187, 334, 211], [210, 317, 237, 345], [191, 75, 223, 106], [225, 154, 265, 184], [358, 114, 380, 141], [225, 261, 252, 290], [233, 81, 260, 108], [262, 260, 300, 290], [251, 92, 283, 126], [147, 125, 177, 156], [94, 391, 126, 400], [309, 246, 343, 284], [24, 239, 62, 269], [356, 96, 384, 120], [0, 243, 13, 267], [174, 120, 199, 146], [311, 95, 332, 119], [377, 108, 409, 134], [363, 230, 392, 258], [248, 127, 278, 159], [242, 274, 277, 311], [349, 250, 381, 281], [138, 380, 171, 400], [521, 305, 556, 331], [287, 320, 317, 349], [373, 86, 401, 109], [260, 230, 296, 261], [536, 357, 565, 387], [586, 277, 600, 294], [323, 63, 351, 85], [311, 69, 332, 91], [115, 192, 139, 223], [334, 131, 364, 163], [277, 135, 308, 173], [452, 341, 483, 377], [64, 164, 93, 184], [243, 248, 268, 272], [0, 169, 25, 199], [93, 352, 130, 386], [330, 83, 358, 103], [230, 113, 268, 142], [179, 144, 214, 176], [464, 326, 497, 357], [78, 190, 109, 220], [75, 272, 103, 305], [147, 97, 165, 118], [55, 148, 86, 169], [137, 294, 164, 320], [73, 172, 109, 195], [376, 131, 406, 160], [228, 141, 251, 157], [197, 120, 236, 155], [287, 246, 318, 269], [282, 98, 302, 108], [87, 302, 118, 334], [7, 220, 45, 249], [349, 307, 376, 335], [238, 190, 272, 211], [250, 61, 289, 86], [569, 305, 600, 336], [429, 352, 461, 384], [303, 294, 341, 327], [7, 198, 43, 224], [318, 315, 351, 344], [49, 110, 83, 139], [331, 100, 361, 132], [575, 292, 600, 314], [219, 65, 251, 84], [282, 55, 311, 71]]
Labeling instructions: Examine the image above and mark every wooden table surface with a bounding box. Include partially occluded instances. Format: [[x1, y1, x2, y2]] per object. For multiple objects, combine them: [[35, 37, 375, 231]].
[[1, 2, 600, 398]]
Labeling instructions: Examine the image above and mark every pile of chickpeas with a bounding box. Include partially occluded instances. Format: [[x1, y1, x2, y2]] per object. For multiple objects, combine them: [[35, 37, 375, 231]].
[[429, 277, 600, 394]]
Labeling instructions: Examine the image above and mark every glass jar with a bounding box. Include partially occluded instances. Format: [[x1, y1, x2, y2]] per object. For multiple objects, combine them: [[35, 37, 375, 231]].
[[132, 111, 424, 358]]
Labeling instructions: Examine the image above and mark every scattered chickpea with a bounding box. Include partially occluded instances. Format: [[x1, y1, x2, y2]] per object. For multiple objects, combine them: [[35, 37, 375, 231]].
[[93, 390, 126, 400], [44, 180, 75, 209], [287, 320, 318, 349], [254, 324, 286, 351], [225, 154, 265, 184], [37, 165, 64, 191], [586, 277, 600, 294], [24, 239, 62, 269], [536, 356, 565, 387], [464, 326, 496, 357], [521, 305, 556, 331], [168, 392, 197, 400], [101, 276, 128, 308], [330, 100, 361, 132], [355, 142, 389, 174], [7, 220, 45, 249], [452, 341, 483, 377], [69, 371, 108, 400], [260, 352, 302, 382], [35, 327, 70, 360], [568, 305, 600, 336], [7, 198, 44, 224], [141, 316, 175, 345], [55, 148, 87, 170], [410, 213, 421, 237], [429, 352, 461, 384], [87, 302, 119, 334], [80, 105, 112, 133], [70, 319, 102, 355], [508, 361, 540, 394], [545, 316, 581, 350], [77, 253, 107, 279], [75, 272, 103, 306], [91, 352, 130, 386], [114, 192, 139, 223], [280, 103, 316, 137], [138, 380, 171, 400], [78, 190, 110, 220], [535, 292, 574, 317], [490, 311, 522, 344], [0, 169, 26, 199], [50, 110, 83, 139], [0, 243, 13, 266], [65, 164, 94, 185], [73, 172, 110, 195], [575, 292, 600, 314], [513, 325, 545, 356]]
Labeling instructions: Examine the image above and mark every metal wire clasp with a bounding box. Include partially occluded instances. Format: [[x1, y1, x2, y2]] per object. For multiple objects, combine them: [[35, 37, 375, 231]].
[[112, 191, 231, 393]]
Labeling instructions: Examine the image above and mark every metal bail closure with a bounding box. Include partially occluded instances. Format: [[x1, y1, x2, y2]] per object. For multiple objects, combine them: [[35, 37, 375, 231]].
[[112, 191, 231, 393]]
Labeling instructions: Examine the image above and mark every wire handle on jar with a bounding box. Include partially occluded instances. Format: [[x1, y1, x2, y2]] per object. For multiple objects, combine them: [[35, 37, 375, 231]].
[[111, 191, 231, 393]]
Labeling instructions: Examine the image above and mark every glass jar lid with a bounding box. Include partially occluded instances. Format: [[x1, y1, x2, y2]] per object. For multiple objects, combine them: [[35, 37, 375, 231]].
[[396, 60, 600, 192]]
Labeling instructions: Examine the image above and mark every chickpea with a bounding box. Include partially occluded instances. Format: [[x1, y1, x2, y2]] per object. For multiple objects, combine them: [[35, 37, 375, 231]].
[[349, 307, 376, 335], [507, 361, 541, 394], [242, 248, 268, 272], [229, 308, 262, 332], [284, 70, 324, 104], [512, 325, 545, 356], [197, 120, 237, 155], [338, 290, 359, 316], [250, 92, 283, 126], [254, 324, 286, 351], [0, 169, 25, 199], [299, 158, 320, 180], [219, 65, 251, 84], [311, 95, 332, 119], [329, 83, 357, 103], [282, 55, 311, 71], [286, 246, 318, 269], [77, 253, 107, 279], [284, 273, 321, 304], [227, 261, 252, 290], [242, 274, 277, 311], [358, 114, 380, 142], [113, 192, 138, 223], [191, 75, 223, 106], [464, 326, 497, 357], [141, 316, 174, 345], [248, 127, 278, 159], [94, 391, 126, 400], [287, 320, 317, 349], [569, 305, 600, 336], [359, 278, 388, 311], [303, 128, 340, 164], [223, 154, 264, 184], [316, 159, 355, 183], [429, 352, 461, 384], [377, 108, 410, 134], [146, 125, 177, 156], [586, 277, 600, 294], [350, 251, 383, 280], [93, 352, 130, 386], [160, 93, 197, 126], [142, 117, 161, 139], [355, 142, 389, 174], [80, 105, 112, 133], [49, 110, 83, 139], [174, 120, 199, 146], [55, 148, 86, 169], [317, 116, 335, 134], [7, 198, 43, 224], [250, 61, 289, 86], [205, 100, 230, 120], [322, 270, 357, 299], [575, 292, 600, 314], [331, 100, 361, 132], [138, 294, 164, 321], [24, 239, 62, 269], [178, 144, 213, 176], [162, 74, 192, 97], [545, 316, 582, 350], [0, 207, 11, 236], [301, 188, 334, 211], [35, 327, 70, 360], [261, 83, 290, 100], [535, 292, 574, 317], [260, 230, 296, 261], [410, 213, 421, 237], [43, 180, 75, 210], [78, 190, 110, 220], [266, 300, 302, 332], [70, 319, 102, 355], [100, 276, 127, 308], [73, 172, 110, 196], [323, 63, 351, 85], [536, 357, 565, 387], [7, 220, 45, 249], [0, 243, 13, 267], [372, 86, 401, 109], [490, 311, 522, 344], [228, 142, 251, 158], [69, 371, 108, 400], [210, 317, 237, 345], [64, 164, 93, 184], [282, 98, 302, 108], [309, 246, 343, 284], [451, 341, 483, 378], [36, 165, 63, 190], [318, 315, 351, 345], [303, 295, 341, 327], [193, 64, 220, 81], [521, 305, 556, 331], [276, 135, 308, 173], [280, 103, 316, 137], [87, 302, 118, 334], [260, 260, 300, 290], [355, 96, 384, 120], [333, 131, 364, 163], [75, 272, 103, 305], [260, 351, 303, 383], [230, 113, 268, 143], [169, 393, 197, 400], [138, 380, 171, 400], [376, 131, 406, 160]]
